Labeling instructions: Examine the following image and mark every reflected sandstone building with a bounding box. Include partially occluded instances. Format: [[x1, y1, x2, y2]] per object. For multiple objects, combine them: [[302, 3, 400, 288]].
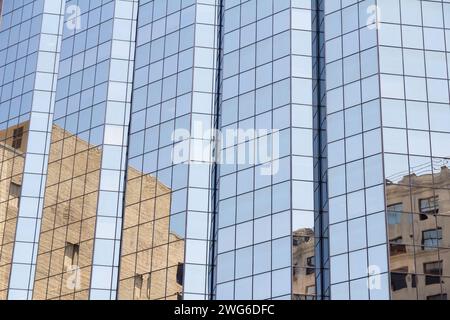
[[1, 122, 185, 300], [387, 164, 450, 300]]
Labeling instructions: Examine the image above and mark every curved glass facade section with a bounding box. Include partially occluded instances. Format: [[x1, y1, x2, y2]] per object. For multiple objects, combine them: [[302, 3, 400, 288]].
[[325, 0, 450, 301], [324, 0, 390, 300]]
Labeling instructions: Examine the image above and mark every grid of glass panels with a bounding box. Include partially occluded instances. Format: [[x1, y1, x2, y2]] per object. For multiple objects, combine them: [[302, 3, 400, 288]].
[[3, 0, 449, 302], [324, 0, 390, 300], [89, 0, 137, 300], [33, 0, 136, 300], [0, 0, 65, 300], [377, 0, 450, 300], [118, 0, 219, 300], [214, 0, 320, 300]]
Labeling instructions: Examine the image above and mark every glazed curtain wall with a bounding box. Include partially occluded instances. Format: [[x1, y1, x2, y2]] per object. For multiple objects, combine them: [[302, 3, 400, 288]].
[[0, 0, 65, 299], [213, 0, 325, 300], [33, 0, 137, 300]]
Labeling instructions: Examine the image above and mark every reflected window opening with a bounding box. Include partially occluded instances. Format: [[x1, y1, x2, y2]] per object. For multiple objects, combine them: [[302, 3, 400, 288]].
[[387, 203, 403, 225], [306, 256, 315, 275], [427, 293, 447, 300], [12, 126, 24, 149]]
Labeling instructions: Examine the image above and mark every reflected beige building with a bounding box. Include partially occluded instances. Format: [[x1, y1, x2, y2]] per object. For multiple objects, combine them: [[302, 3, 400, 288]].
[[293, 228, 316, 300], [118, 166, 184, 300], [3, 0, 450, 302], [0, 122, 28, 299], [387, 165, 450, 300], [0, 122, 184, 300]]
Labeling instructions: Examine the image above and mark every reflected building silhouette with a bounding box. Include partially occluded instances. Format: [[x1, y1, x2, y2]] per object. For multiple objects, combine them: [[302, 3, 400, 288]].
[[387, 163, 450, 300]]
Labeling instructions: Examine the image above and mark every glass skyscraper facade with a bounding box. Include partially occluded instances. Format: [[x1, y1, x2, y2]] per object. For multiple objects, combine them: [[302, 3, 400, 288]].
[[0, 0, 449, 301], [119, 0, 219, 300]]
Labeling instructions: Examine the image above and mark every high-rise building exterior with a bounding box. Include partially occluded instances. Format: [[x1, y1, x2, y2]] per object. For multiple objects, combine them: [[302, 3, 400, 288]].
[[0, 0, 449, 301]]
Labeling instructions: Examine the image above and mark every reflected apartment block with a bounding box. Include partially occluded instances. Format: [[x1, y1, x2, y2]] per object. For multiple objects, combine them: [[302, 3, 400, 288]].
[[119, 164, 185, 300], [1, 0, 450, 301]]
